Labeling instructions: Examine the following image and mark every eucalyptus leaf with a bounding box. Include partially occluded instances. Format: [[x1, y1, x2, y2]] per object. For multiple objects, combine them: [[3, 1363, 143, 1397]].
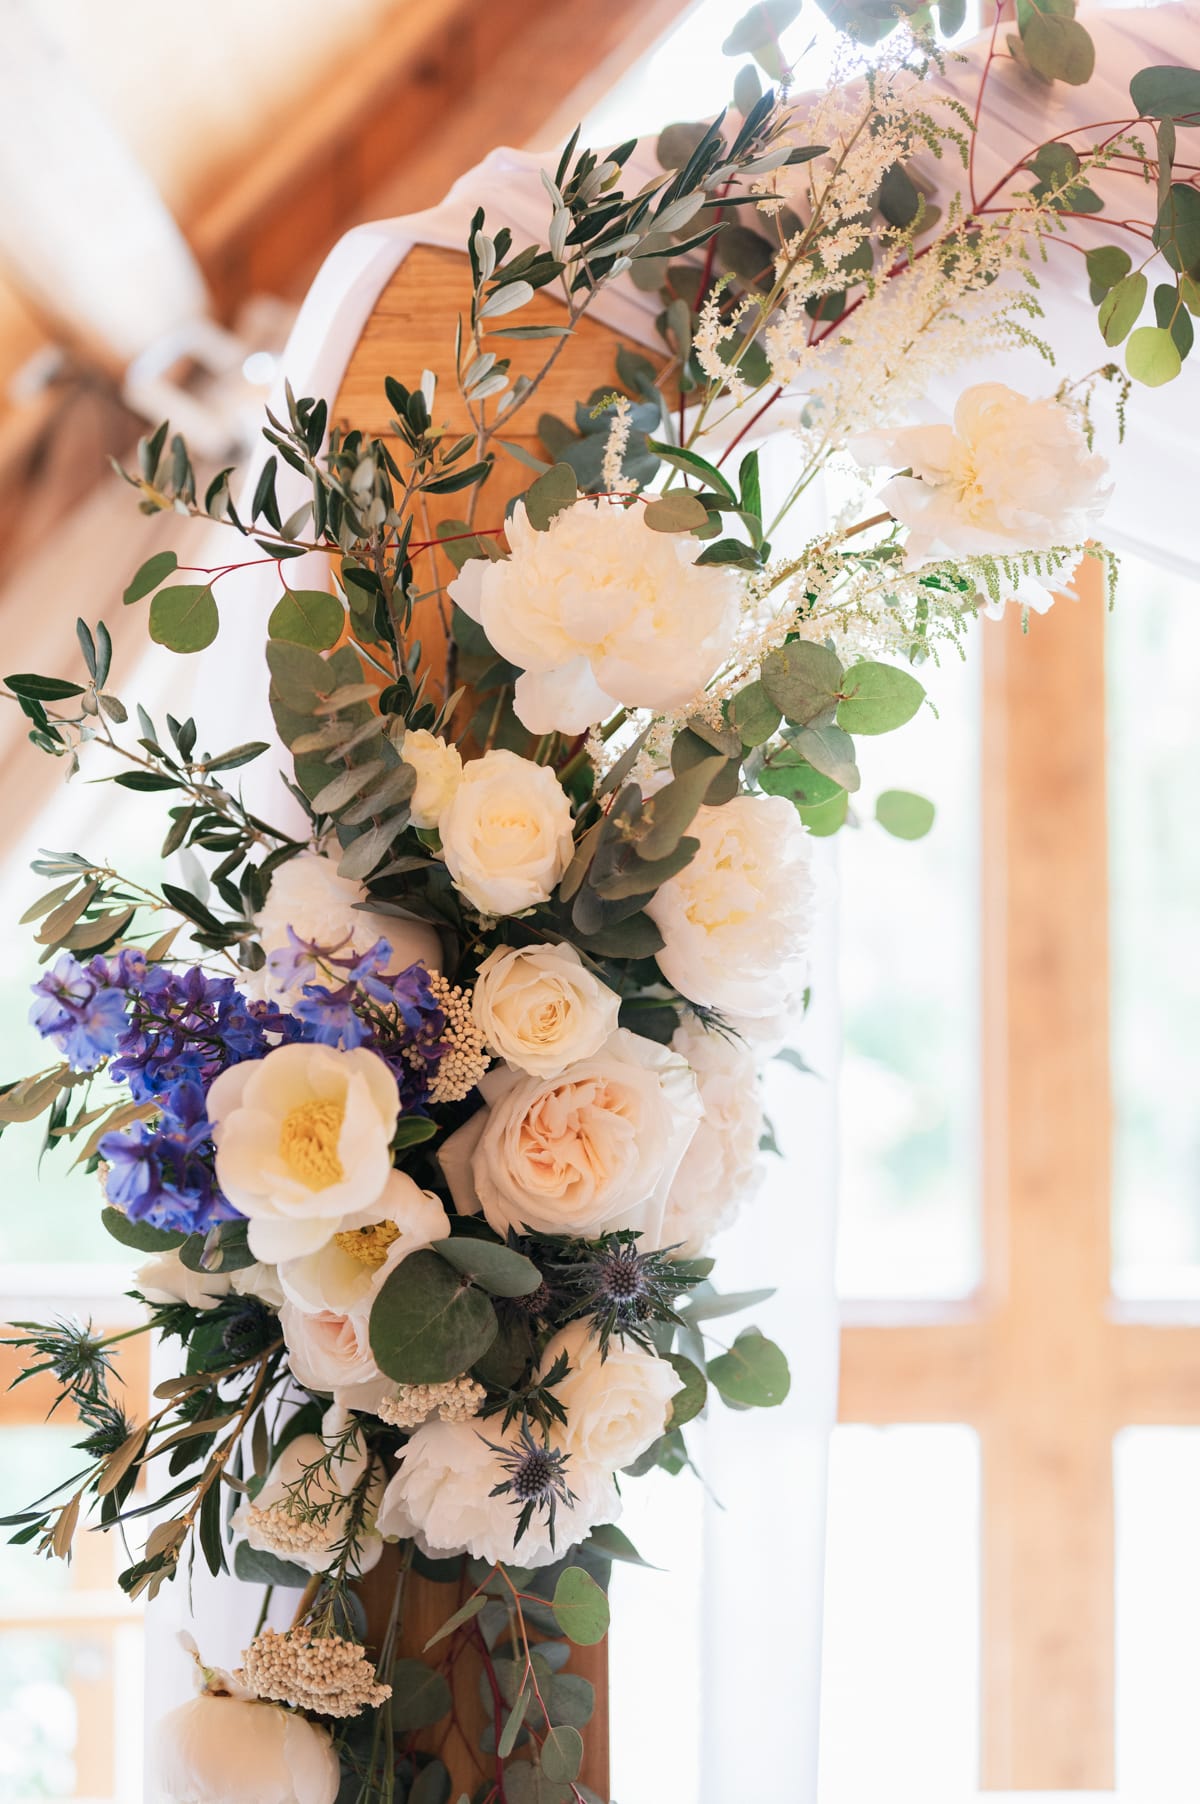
[[875, 789, 936, 840], [148, 585, 219, 654], [788, 722, 860, 791], [1126, 323, 1183, 385], [370, 1249, 498, 1383], [391, 1658, 453, 1731], [267, 589, 343, 651], [523, 462, 578, 531], [707, 1326, 791, 1407], [1130, 64, 1200, 120], [551, 1566, 610, 1645], [431, 1237, 543, 1298], [760, 641, 843, 726], [836, 660, 924, 735]]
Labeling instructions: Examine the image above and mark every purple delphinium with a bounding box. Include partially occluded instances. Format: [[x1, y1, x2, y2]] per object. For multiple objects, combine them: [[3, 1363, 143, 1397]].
[[99, 1081, 234, 1234], [29, 954, 129, 1072]]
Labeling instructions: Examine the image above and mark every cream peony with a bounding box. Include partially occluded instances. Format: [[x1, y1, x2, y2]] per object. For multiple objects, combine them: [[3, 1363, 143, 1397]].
[[472, 941, 620, 1077], [857, 382, 1109, 567], [539, 1320, 681, 1471], [438, 1027, 700, 1244], [254, 849, 441, 1006], [400, 728, 463, 829], [664, 1019, 764, 1255], [647, 795, 813, 1028], [206, 1043, 400, 1264], [439, 749, 573, 916], [376, 1416, 619, 1568], [448, 499, 741, 734], [135, 1248, 231, 1312], [233, 1409, 383, 1576], [155, 1689, 339, 1804]]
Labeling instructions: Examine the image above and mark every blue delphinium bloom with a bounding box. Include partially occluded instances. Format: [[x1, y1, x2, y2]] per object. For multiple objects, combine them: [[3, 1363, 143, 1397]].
[[99, 1081, 234, 1234], [108, 963, 301, 1102], [30, 953, 129, 1071]]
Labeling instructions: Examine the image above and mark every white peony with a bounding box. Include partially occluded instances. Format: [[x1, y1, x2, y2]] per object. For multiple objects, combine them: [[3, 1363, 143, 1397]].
[[254, 849, 441, 1006], [664, 1019, 764, 1255], [856, 382, 1110, 568], [154, 1689, 339, 1804], [438, 1028, 701, 1245], [439, 749, 574, 916], [448, 500, 741, 734], [472, 941, 620, 1077], [206, 1043, 400, 1265], [400, 728, 463, 829], [135, 1248, 231, 1312], [647, 795, 813, 1030], [376, 1416, 619, 1568], [539, 1320, 681, 1471], [233, 1408, 383, 1576]]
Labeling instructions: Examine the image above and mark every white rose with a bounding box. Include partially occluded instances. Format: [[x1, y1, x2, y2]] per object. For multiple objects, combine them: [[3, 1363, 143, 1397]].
[[856, 382, 1110, 569], [664, 1019, 764, 1255], [206, 1043, 400, 1264], [439, 749, 573, 916], [230, 1261, 286, 1310], [449, 500, 740, 734], [539, 1320, 681, 1470], [647, 795, 813, 1028], [472, 942, 620, 1077], [254, 849, 441, 1005], [376, 1417, 619, 1568], [155, 1690, 339, 1804], [135, 1248, 231, 1312], [400, 729, 463, 829], [438, 1027, 700, 1245], [233, 1408, 383, 1576]]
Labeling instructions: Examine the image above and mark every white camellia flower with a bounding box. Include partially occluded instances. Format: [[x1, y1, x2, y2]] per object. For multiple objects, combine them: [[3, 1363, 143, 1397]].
[[438, 1027, 701, 1244], [472, 941, 620, 1077], [135, 1248, 231, 1312], [400, 728, 463, 829], [233, 1407, 384, 1576], [376, 1416, 619, 1568], [664, 1019, 765, 1255], [254, 849, 441, 1006], [449, 500, 741, 735], [439, 748, 573, 916], [155, 1687, 339, 1804], [539, 1320, 681, 1471], [856, 382, 1110, 569], [206, 1043, 400, 1264], [647, 795, 813, 1030]]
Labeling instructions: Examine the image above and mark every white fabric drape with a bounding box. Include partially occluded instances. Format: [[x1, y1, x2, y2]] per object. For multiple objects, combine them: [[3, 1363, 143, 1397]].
[[141, 8, 1198, 1798]]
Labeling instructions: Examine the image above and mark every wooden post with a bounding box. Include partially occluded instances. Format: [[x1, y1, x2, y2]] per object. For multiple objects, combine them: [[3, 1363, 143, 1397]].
[[333, 241, 658, 1798]]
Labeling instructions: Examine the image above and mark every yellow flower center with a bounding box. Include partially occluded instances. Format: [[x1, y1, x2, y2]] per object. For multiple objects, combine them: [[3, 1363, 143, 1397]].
[[332, 1221, 401, 1267], [279, 1099, 345, 1190]]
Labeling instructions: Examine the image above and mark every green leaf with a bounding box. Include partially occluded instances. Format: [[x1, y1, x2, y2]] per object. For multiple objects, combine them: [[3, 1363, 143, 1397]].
[[1021, 12, 1095, 85], [1126, 323, 1183, 386], [722, 0, 801, 54], [1098, 272, 1148, 346], [522, 462, 578, 531], [409, 1758, 451, 1804], [5, 673, 86, 702], [876, 789, 936, 839], [423, 1591, 487, 1650], [430, 1237, 543, 1298], [1130, 64, 1200, 121], [657, 120, 708, 169], [370, 1249, 498, 1384], [760, 641, 843, 727], [1086, 246, 1132, 293], [123, 550, 178, 605], [102, 1206, 186, 1254], [232, 1540, 311, 1588], [644, 440, 737, 502], [642, 491, 711, 533], [836, 660, 924, 735], [582, 1523, 658, 1568], [757, 747, 843, 808], [799, 787, 850, 836], [707, 1327, 791, 1407], [1153, 182, 1200, 278], [267, 589, 343, 651], [1154, 283, 1194, 358], [541, 1726, 584, 1784], [729, 680, 782, 746], [390, 1658, 452, 1731], [551, 1567, 610, 1645], [149, 585, 219, 654], [788, 722, 860, 791], [393, 1116, 439, 1150], [665, 1353, 708, 1428]]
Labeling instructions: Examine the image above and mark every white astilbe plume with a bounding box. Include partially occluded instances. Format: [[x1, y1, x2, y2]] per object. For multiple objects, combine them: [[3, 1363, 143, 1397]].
[[601, 395, 638, 494]]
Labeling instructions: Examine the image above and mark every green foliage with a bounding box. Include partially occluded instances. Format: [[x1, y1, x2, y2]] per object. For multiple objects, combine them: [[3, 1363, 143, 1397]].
[[233, 1541, 310, 1588], [148, 585, 219, 654], [522, 462, 579, 531], [101, 1207, 185, 1254], [267, 589, 344, 650], [836, 660, 925, 735], [390, 1658, 452, 1731], [760, 641, 843, 727], [551, 1567, 610, 1645], [430, 1236, 543, 1298], [123, 550, 178, 605], [1126, 324, 1183, 386], [1130, 64, 1200, 120], [1099, 273, 1147, 346], [707, 1327, 791, 1407], [876, 789, 936, 840], [370, 1249, 499, 1384]]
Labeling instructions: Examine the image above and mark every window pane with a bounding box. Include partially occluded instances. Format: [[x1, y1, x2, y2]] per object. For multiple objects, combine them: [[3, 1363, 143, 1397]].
[[1108, 563, 1200, 1298], [836, 650, 982, 1297], [1115, 1427, 1200, 1794], [819, 1425, 980, 1799]]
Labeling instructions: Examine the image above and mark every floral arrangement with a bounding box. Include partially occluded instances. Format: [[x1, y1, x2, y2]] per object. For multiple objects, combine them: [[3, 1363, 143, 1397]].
[[2, 7, 1195, 1801]]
